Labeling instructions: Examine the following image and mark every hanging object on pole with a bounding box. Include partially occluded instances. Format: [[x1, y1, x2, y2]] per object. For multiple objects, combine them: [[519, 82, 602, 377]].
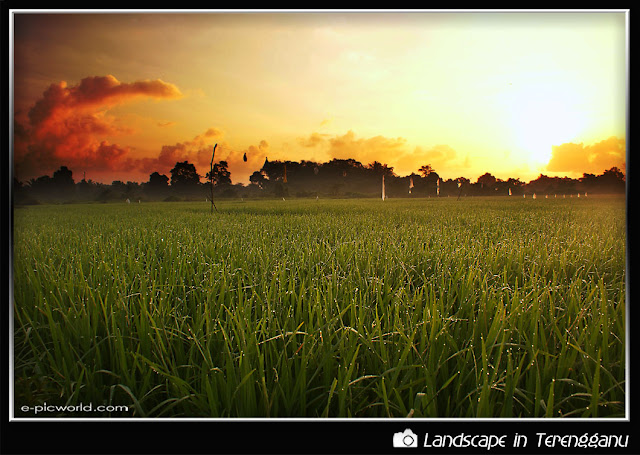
[[243, 152, 247, 162]]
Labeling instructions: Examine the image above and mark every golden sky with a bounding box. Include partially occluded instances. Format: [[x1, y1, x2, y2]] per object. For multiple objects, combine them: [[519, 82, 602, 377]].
[[12, 10, 627, 185]]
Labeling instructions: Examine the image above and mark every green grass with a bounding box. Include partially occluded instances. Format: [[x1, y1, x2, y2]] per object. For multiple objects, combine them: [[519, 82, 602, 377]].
[[12, 196, 626, 417]]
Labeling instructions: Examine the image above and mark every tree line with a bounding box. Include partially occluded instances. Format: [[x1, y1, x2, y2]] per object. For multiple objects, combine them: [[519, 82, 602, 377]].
[[13, 157, 626, 205]]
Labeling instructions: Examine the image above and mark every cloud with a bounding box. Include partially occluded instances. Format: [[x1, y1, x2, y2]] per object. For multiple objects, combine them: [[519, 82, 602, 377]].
[[546, 137, 626, 174], [296, 130, 469, 177], [297, 132, 329, 148], [134, 129, 227, 178], [27, 75, 182, 127], [298, 130, 407, 166], [133, 133, 267, 185], [13, 78, 276, 183], [220, 140, 270, 182], [328, 130, 407, 164], [394, 144, 464, 175], [194, 127, 224, 142], [14, 75, 183, 181]]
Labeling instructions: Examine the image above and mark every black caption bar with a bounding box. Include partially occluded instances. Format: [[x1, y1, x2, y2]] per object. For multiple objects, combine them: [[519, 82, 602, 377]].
[[2, 419, 638, 455]]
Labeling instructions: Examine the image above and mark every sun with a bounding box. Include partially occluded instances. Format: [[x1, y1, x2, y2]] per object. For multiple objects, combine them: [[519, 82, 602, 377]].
[[502, 82, 585, 168]]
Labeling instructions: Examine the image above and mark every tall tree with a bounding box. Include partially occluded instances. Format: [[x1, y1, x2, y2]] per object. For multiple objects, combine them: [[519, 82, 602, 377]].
[[206, 160, 232, 186], [419, 164, 434, 177], [477, 172, 497, 187], [170, 161, 200, 188], [367, 161, 395, 177], [249, 171, 267, 188], [148, 172, 169, 187], [52, 165, 75, 190]]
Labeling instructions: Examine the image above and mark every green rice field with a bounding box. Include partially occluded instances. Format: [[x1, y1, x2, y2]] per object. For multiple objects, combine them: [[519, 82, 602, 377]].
[[12, 196, 626, 418]]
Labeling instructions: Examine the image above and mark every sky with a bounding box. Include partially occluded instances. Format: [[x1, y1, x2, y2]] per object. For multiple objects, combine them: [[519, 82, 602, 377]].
[[12, 10, 628, 185]]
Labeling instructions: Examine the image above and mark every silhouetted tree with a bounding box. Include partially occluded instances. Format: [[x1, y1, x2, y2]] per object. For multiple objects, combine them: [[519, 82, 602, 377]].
[[73, 176, 102, 201], [527, 174, 556, 195], [206, 160, 232, 186], [148, 172, 169, 187], [14, 178, 23, 191], [477, 172, 497, 187], [49, 165, 75, 200], [52, 166, 74, 188], [143, 171, 170, 200], [576, 167, 625, 194], [170, 161, 201, 191], [598, 167, 625, 193], [419, 164, 434, 177], [274, 182, 289, 198], [507, 178, 525, 192], [261, 160, 288, 182], [29, 175, 52, 192], [13, 177, 38, 205], [423, 171, 440, 196], [452, 177, 470, 198], [19, 155, 623, 204], [249, 171, 267, 188], [367, 161, 395, 177]]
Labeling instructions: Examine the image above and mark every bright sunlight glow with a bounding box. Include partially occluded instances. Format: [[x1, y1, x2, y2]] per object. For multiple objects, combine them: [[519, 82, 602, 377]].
[[502, 81, 586, 167]]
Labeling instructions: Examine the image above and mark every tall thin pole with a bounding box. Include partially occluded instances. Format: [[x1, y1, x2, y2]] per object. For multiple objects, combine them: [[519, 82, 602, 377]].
[[210, 143, 218, 213]]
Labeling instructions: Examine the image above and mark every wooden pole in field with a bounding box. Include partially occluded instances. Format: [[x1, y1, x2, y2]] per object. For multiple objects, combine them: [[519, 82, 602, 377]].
[[382, 174, 386, 201], [210, 143, 218, 213]]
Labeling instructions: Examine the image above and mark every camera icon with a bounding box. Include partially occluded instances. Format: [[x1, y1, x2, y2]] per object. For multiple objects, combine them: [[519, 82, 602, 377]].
[[393, 428, 418, 448]]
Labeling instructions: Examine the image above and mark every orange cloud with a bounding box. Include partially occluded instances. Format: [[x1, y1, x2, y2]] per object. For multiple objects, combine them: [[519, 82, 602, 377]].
[[295, 130, 469, 177], [297, 132, 328, 148], [192, 128, 224, 145], [216, 140, 270, 184], [394, 144, 466, 175], [546, 137, 626, 175], [298, 130, 407, 166], [14, 75, 183, 181], [328, 130, 407, 164], [131, 131, 270, 185], [134, 129, 227, 179], [27, 75, 182, 127]]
